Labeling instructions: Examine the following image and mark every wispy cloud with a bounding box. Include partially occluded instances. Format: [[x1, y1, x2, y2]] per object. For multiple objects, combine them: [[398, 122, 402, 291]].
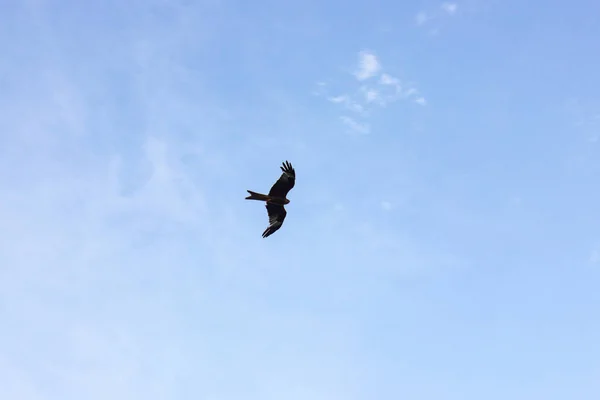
[[379, 73, 400, 87], [328, 95, 366, 114], [381, 201, 393, 211], [415, 11, 430, 26], [329, 95, 348, 103], [364, 89, 379, 103], [340, 116, 370, 134], [441, 2, 458, 15], [317, 50, 426, 133], [415, 2, 459, 32], [311, 81, 328, 96], [354, 50, 381, 81]]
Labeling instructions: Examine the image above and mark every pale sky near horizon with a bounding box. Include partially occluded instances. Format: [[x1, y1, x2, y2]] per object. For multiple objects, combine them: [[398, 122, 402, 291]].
[[1, 0, 599, 399]]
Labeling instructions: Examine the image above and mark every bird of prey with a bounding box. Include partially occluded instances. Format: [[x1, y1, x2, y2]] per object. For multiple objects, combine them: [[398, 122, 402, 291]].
[[245, 160, 296, 238]]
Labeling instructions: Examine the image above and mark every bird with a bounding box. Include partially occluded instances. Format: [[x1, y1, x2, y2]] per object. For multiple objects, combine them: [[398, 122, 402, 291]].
[[245, 160, 296, 238]]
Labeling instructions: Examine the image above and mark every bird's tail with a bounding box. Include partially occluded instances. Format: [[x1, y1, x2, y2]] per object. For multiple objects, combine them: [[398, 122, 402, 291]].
[[245, 190, 271, 201]]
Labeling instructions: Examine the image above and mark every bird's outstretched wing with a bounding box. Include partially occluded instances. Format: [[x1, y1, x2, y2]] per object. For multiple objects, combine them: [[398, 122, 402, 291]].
[[268, 161, 295, 198], [262, 203, 287, 238]]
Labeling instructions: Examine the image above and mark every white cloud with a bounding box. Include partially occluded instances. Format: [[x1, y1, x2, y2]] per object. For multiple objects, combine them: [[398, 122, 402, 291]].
[[415, 11, 429, 26], [441, 2, 458, 15], [340, 116, 370, 134], [415, 97, 427, 106], [319, 52, 426, 132], [311, 81, 328, 96], [378, 73, 402, 97], [416, 3, 459, 32], [364, 89, 379, 103], [348, 102, 365, 113], [379, 73, 400, 86], [404, 87, 418, 97], [328, 95, 348, 103], [354, 50, 380, 81], [328, 95, 366, 114]]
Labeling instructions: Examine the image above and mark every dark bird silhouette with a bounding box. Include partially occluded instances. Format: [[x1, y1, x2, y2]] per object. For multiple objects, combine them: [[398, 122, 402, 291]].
[[246, 161, 296, 238]]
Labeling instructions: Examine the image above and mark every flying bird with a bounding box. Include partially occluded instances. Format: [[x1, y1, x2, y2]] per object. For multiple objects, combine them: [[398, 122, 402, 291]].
[[246, 160, 296, 238]]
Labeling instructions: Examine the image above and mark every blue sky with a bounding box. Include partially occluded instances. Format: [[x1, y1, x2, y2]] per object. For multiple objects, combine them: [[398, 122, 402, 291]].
[[1, 0, 599, 398]]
